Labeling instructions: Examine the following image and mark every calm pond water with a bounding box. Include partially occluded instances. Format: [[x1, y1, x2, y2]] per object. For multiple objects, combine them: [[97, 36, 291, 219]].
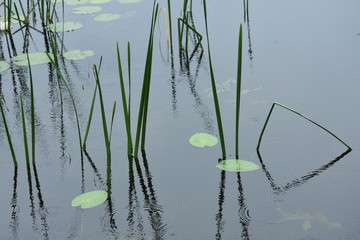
[[1, 0, 360, 239]]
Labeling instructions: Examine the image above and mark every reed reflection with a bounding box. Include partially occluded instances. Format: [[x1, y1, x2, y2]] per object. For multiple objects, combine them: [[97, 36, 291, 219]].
[[216, 170, 251, 240], [9, 166, 19, 240], [132, 151, 167, 240], [257, 148, 352, 193]]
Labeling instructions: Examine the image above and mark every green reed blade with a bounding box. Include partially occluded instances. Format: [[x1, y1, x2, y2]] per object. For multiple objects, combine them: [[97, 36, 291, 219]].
[[127, 42, 131, 118], [24, 52, 36, 165], [133, 1, 159, 158], [93, 64, 111, 156], [83, 84, 97, 150], [0, 100, 17, 166], [235, 24, 243, 159], [167, 0, 173, 50], [202, 0, 226, 159], [117, 42, 133, 156], [256, 102, 352, 151], [109, 101, 117, 146], [20, 94, 30, 165], [140, 3, 159, 151]]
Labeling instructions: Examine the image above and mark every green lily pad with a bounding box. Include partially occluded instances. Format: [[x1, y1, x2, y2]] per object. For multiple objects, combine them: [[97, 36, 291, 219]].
[[46, 22, 83, 32], [216, 159, 260, 172], [12, 52, 54, 66], [94, 13, 121, 21], [90, 0, 111, 4], [72, 6, 102, 14], [71, 190, 108, 209], [118, 0, 143, 3], [65, 0, 89, 5], [189, 133, 218, 148], [63, 50, 95, 60], [0, 61, 10, 73]]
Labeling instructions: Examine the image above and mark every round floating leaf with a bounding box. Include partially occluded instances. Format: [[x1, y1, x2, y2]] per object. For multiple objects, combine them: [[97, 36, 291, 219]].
[[72, 6, 102, 14], [118, 0, 143, 3], [0, 61, 10, 73], [12, 52, 54, 66], [94, 13, 121, 22], [63, 50, 95, 60], [46, 22, 83, 32], [71, 190, 108, 209], [189, 133, 218, 148], [216, 159, 260, 172], [65, 0, 89, 5], [90, 0, 111, 4]]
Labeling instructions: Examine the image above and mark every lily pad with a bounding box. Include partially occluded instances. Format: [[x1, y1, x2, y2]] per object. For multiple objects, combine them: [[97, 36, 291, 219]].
[[71, 190, 108, 209], [94, 13, 121, 22], [46, 22, 83, 32], [189, 133, 218, 148], [72, 6, 102, 14], [90, 0, 111, 4], [216, 159, 260, 172], [63, 50, 95, 60], [65, 0, 89, 5], [118, 0, 143, 3], [12, 52, 54, 66], [0, 61, 10, 73]]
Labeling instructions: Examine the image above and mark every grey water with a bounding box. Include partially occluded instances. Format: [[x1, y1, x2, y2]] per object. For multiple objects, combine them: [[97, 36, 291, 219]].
[[0, 0, 359, 239]]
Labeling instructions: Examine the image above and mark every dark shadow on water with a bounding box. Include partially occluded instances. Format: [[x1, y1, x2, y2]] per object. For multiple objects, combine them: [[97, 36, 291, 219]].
[[257, 148, 352, 193], [216, 170, 251, 239]]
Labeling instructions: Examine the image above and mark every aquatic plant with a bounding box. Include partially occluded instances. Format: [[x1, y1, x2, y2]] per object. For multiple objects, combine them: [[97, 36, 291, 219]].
[[71, 190, 108, 209], [202, 0, 226, 159], [235, 24, 243, 159], [256, 102, 352, 151], [189, 133, 218, 148]]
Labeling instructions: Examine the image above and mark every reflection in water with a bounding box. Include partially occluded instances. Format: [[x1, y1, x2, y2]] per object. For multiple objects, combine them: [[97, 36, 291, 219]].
[[127, 156, 146, 239], [216, 171, 252, 239], [134, 151, 167, 240], [243, 0, 253, 61], [257, 148, 352, 193], [237, 173, 250, 240], [215, 170, 226, 240], [9, 166, 19, 240], [33, 163, 50, 240]]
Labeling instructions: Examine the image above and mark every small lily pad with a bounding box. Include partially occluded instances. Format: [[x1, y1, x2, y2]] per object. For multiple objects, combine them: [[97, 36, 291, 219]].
[[90, 0, 111, 4], [12, 52, 54, 66], [63, 50, 95, 60], [72, 6, 102, 14], [189, 133, 218, 148], [0, 61, 10, 73], [118, 0, 143, 3], [46, 22, 83, 32], [65, 0, 89, 5], [71, 190, 108, 209], [216, 159, 260, 172], [94, 13, 121, 21]]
